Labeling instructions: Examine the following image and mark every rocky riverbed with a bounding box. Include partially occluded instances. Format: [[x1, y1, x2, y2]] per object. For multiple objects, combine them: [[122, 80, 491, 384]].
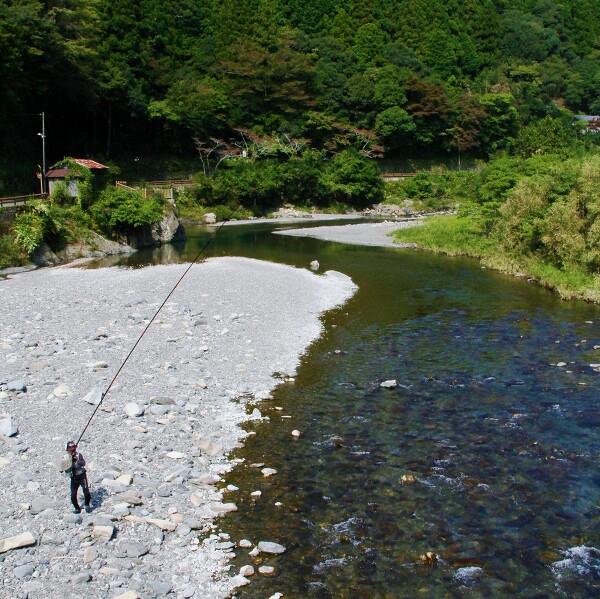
[[0, 257, 356, 598]]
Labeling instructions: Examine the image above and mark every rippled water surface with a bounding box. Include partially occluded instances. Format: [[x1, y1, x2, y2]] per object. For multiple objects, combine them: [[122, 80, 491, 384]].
[[94, 221, 600, 597]]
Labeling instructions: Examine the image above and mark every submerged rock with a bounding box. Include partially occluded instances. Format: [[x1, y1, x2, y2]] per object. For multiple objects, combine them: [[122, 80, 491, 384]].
[[380, 379, 398, 388]]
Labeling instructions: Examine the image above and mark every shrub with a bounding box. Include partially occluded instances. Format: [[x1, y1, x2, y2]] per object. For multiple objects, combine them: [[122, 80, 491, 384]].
[[11, 201, 66, 254], [11, 212, 46, 253], [91, 188, 164, 233], [281, 150, 328, 206], [0, 234, 29, 268]]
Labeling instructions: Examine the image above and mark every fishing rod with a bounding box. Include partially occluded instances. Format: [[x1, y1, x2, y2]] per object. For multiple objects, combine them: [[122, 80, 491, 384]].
[[75, 205, 241, 447]]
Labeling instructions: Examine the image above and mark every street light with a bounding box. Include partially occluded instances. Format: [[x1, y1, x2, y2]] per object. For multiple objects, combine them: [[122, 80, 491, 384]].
[[38, 112, 46, 194]]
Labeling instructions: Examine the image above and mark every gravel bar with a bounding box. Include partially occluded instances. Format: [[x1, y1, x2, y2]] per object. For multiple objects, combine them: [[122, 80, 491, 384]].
[[273, 219, 423, 247], [0, 257, 356, 598]]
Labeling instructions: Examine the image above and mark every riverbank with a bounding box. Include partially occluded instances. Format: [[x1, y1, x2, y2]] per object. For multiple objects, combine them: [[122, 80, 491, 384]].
[[391, 214, 600, 304], [273, 215, 600, 304], [0, 257, 356, 598]]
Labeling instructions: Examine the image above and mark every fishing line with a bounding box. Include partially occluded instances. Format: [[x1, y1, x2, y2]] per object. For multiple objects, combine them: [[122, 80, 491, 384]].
[[76, 204, 241, 446]]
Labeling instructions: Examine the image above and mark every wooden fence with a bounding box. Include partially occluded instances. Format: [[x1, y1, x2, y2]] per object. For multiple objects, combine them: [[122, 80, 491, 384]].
[[115, 180, 194, 201]]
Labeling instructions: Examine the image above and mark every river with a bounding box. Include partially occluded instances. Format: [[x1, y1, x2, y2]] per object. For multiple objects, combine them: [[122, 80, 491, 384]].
[[94, 219, 600, 598]]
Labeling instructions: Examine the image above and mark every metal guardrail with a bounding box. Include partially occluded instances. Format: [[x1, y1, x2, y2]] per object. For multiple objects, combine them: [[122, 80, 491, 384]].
[[0, 193, 47, 208], [118, 180, 194, 188], [380, 173, 418, 179]]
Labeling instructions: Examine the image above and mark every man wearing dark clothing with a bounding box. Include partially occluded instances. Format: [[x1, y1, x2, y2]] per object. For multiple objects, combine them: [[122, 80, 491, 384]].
[[66, 441, 92, 513]]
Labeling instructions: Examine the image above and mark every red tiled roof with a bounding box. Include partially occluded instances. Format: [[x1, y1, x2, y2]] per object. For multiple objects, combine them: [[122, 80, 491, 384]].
[[73, 158, 108, 169]]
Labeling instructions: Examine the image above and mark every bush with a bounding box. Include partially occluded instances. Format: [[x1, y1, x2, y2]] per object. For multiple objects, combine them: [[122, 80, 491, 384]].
[[49, 181, 73, 206], [281, 150, 328, 206], [11, 201, 67, 254], [184, 150, 384, 215], [91, 188, 164, 233], [0, 234, 29, 268], [497, 155, 600, 273], [212, 160, 283, 211], [11, 212, 46, 253]]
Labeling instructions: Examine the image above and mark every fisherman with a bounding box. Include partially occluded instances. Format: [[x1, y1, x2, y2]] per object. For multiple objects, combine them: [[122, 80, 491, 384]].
[[65, 441, 92, 513]]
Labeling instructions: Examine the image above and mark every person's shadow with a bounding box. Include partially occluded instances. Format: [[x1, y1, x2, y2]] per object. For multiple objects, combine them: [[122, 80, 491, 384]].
[[90, 486, 109, 509]]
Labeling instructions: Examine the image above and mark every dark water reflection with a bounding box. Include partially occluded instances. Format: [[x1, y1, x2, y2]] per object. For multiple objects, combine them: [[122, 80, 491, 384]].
[[91, 221, 600, 597]]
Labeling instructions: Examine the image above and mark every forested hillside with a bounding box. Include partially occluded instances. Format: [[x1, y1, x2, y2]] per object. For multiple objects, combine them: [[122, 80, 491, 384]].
[[1, 0, 599, 190]]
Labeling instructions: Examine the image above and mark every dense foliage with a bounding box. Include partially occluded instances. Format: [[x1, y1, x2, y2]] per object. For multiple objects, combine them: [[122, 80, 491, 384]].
[[2, 0, 599, 191], [178, 147, 383, 216], [392, 134, 600, 300], [91, 188, 165, 232]]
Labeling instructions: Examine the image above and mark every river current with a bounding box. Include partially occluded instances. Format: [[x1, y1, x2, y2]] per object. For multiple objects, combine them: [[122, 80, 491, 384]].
[[94, 220, 600, 598]]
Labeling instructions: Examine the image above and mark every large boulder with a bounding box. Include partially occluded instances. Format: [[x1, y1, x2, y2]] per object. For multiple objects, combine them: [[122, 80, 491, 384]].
[[56, 231, 134, 261], [32, 243, 60, 266], [128, 202, 186, 248], [151, 206, 186, 244]]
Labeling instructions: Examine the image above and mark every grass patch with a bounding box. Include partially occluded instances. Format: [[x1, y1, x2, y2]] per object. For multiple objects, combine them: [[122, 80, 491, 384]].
[[518, 257, 600, 302], [178, 204, 253, 222], [394, 213, 600, 302], [394, 214, 495, 257]]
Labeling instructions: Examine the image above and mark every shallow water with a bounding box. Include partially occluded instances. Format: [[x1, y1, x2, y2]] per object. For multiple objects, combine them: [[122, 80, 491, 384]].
[[92, 220, 600, 597]]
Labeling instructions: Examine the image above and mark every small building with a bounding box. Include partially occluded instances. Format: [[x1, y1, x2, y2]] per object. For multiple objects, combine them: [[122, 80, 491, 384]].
[[46, 159, 109, 197], [573, 115, 600, 133]]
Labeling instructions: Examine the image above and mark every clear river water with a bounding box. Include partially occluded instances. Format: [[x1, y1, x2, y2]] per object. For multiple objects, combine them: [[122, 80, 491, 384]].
[[95, 219, 600, 598]]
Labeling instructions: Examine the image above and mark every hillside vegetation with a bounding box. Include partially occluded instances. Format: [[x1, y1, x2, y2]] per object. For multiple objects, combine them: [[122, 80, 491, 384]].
[[1, 0, 599, 190]]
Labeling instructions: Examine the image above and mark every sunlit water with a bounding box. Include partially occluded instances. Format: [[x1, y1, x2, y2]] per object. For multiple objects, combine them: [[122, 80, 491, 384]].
[[91, 220, 600, 597]]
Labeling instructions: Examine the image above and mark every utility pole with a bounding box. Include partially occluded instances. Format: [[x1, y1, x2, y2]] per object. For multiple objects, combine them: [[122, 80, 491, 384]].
[[38, 112, 47, 194]]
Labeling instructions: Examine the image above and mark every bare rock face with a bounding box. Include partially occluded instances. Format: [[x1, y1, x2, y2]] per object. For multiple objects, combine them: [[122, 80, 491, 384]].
[[57, 231, 134, 260], [32, 232, 134, 267], [152, 206, 186, 244]]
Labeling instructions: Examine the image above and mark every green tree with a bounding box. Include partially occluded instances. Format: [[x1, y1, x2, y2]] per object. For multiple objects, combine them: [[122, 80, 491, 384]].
[[312, 35, 357, 114], [374, 107, 416, 152], [323, 148, 383, 207], [352, 23, 387, 68], [218, 30, 315, 128], [479, 93, 519, 154], [501, 10, 560, 62], [373, 65, 409, 110], [148, 77, 230, 138], [512, 116, 578, 158], [424, 30, 458, 79]]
